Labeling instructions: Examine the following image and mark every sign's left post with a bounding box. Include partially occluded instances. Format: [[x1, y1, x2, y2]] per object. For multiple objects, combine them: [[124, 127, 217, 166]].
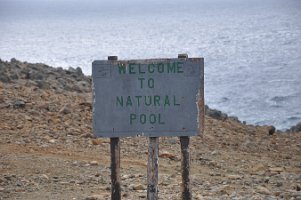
[[108, 56, 121, 200]]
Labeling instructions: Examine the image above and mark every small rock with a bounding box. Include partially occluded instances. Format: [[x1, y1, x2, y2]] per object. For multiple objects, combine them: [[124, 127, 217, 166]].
[[10, 58, 17, 63], [4, 175, 12, 181], [16, 180, 23, 187], [79, 102, 92, 109], [85, 194, 104, 200], [74, 81, 90, 92], [138, 194, 147, 198], [49, 139, 56, 144], [16, 124, 23, 129], [294, 184, 301, 191], [264, 196, 277, 200], [24, 115, 32, 121], [285, 190, 301, 199], [196, 194, 205, 200], [250, 164, 266, 175], [15, 188, 26, 192], [41, 174, 49, 180], [228, 116, 241, 123], [121, 174, 135, 180], [76, 180, 85, 185], [132, 184, 146, 191], [66, 127, 81, 135], [51, 116, 61, 124], [274, 191, 281, 196], [269, 167, 284, 174], [205, 105, 228, 121], [91, 138, 105, 145], [76, 67, 83, 75], [290, 122, 301, 133], [159, 151, 177, 160], [226, 174, 242, 180], [13, 100, 25, 108], [211, 150, 219, 156], [36, 80, 49, 89], [90, 161, 99, 166], [122, 193, 129, 198], [82, 133, 94, 138], [219, 185, 232, 195], [257, 186, 271, 195], [59, 104, 71, 114]]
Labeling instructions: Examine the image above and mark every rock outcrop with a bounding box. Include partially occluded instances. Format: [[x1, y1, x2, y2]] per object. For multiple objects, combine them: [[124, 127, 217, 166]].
[[0, 58, 91, 92]]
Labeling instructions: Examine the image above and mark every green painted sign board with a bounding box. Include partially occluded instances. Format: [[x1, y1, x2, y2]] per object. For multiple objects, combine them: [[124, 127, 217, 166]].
[[92, 58, 204, 137]]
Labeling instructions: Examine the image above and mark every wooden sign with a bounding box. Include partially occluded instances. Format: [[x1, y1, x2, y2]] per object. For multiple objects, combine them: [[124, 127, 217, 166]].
[[92, 58, 204, 137]]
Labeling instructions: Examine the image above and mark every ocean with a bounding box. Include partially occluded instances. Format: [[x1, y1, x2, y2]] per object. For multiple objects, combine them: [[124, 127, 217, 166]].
[[1, 0, 301, 130]]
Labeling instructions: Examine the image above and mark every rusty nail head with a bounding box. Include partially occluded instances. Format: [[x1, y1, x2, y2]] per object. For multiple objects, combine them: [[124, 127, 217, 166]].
[[178, 54, 188, 59], [108, 56, 118, 61]]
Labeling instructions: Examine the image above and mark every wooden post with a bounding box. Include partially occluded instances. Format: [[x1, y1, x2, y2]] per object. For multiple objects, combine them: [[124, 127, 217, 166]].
[[178, 53, 192, 200], [110, 137, 121, 200], [180, 136, 191, 200], [147, 137, 159, 200], [108, 56, 121, 200]]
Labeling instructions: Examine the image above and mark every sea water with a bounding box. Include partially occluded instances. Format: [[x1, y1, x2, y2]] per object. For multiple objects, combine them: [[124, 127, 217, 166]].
[[0, 0, 300, 130]]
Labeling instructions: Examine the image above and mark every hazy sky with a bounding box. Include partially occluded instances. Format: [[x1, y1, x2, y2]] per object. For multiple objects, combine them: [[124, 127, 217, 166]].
[[0, 0, 182, 18], [2, 0, 287, 17]]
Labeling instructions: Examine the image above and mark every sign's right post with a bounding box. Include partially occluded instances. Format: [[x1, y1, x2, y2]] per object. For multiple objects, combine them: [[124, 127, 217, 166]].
[[177, 53, 192, 200], [180, 136, 191, 199]]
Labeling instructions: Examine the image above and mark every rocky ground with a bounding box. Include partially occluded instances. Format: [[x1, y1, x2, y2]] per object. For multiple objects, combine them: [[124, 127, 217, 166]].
[[0, 59, 300, 200]]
